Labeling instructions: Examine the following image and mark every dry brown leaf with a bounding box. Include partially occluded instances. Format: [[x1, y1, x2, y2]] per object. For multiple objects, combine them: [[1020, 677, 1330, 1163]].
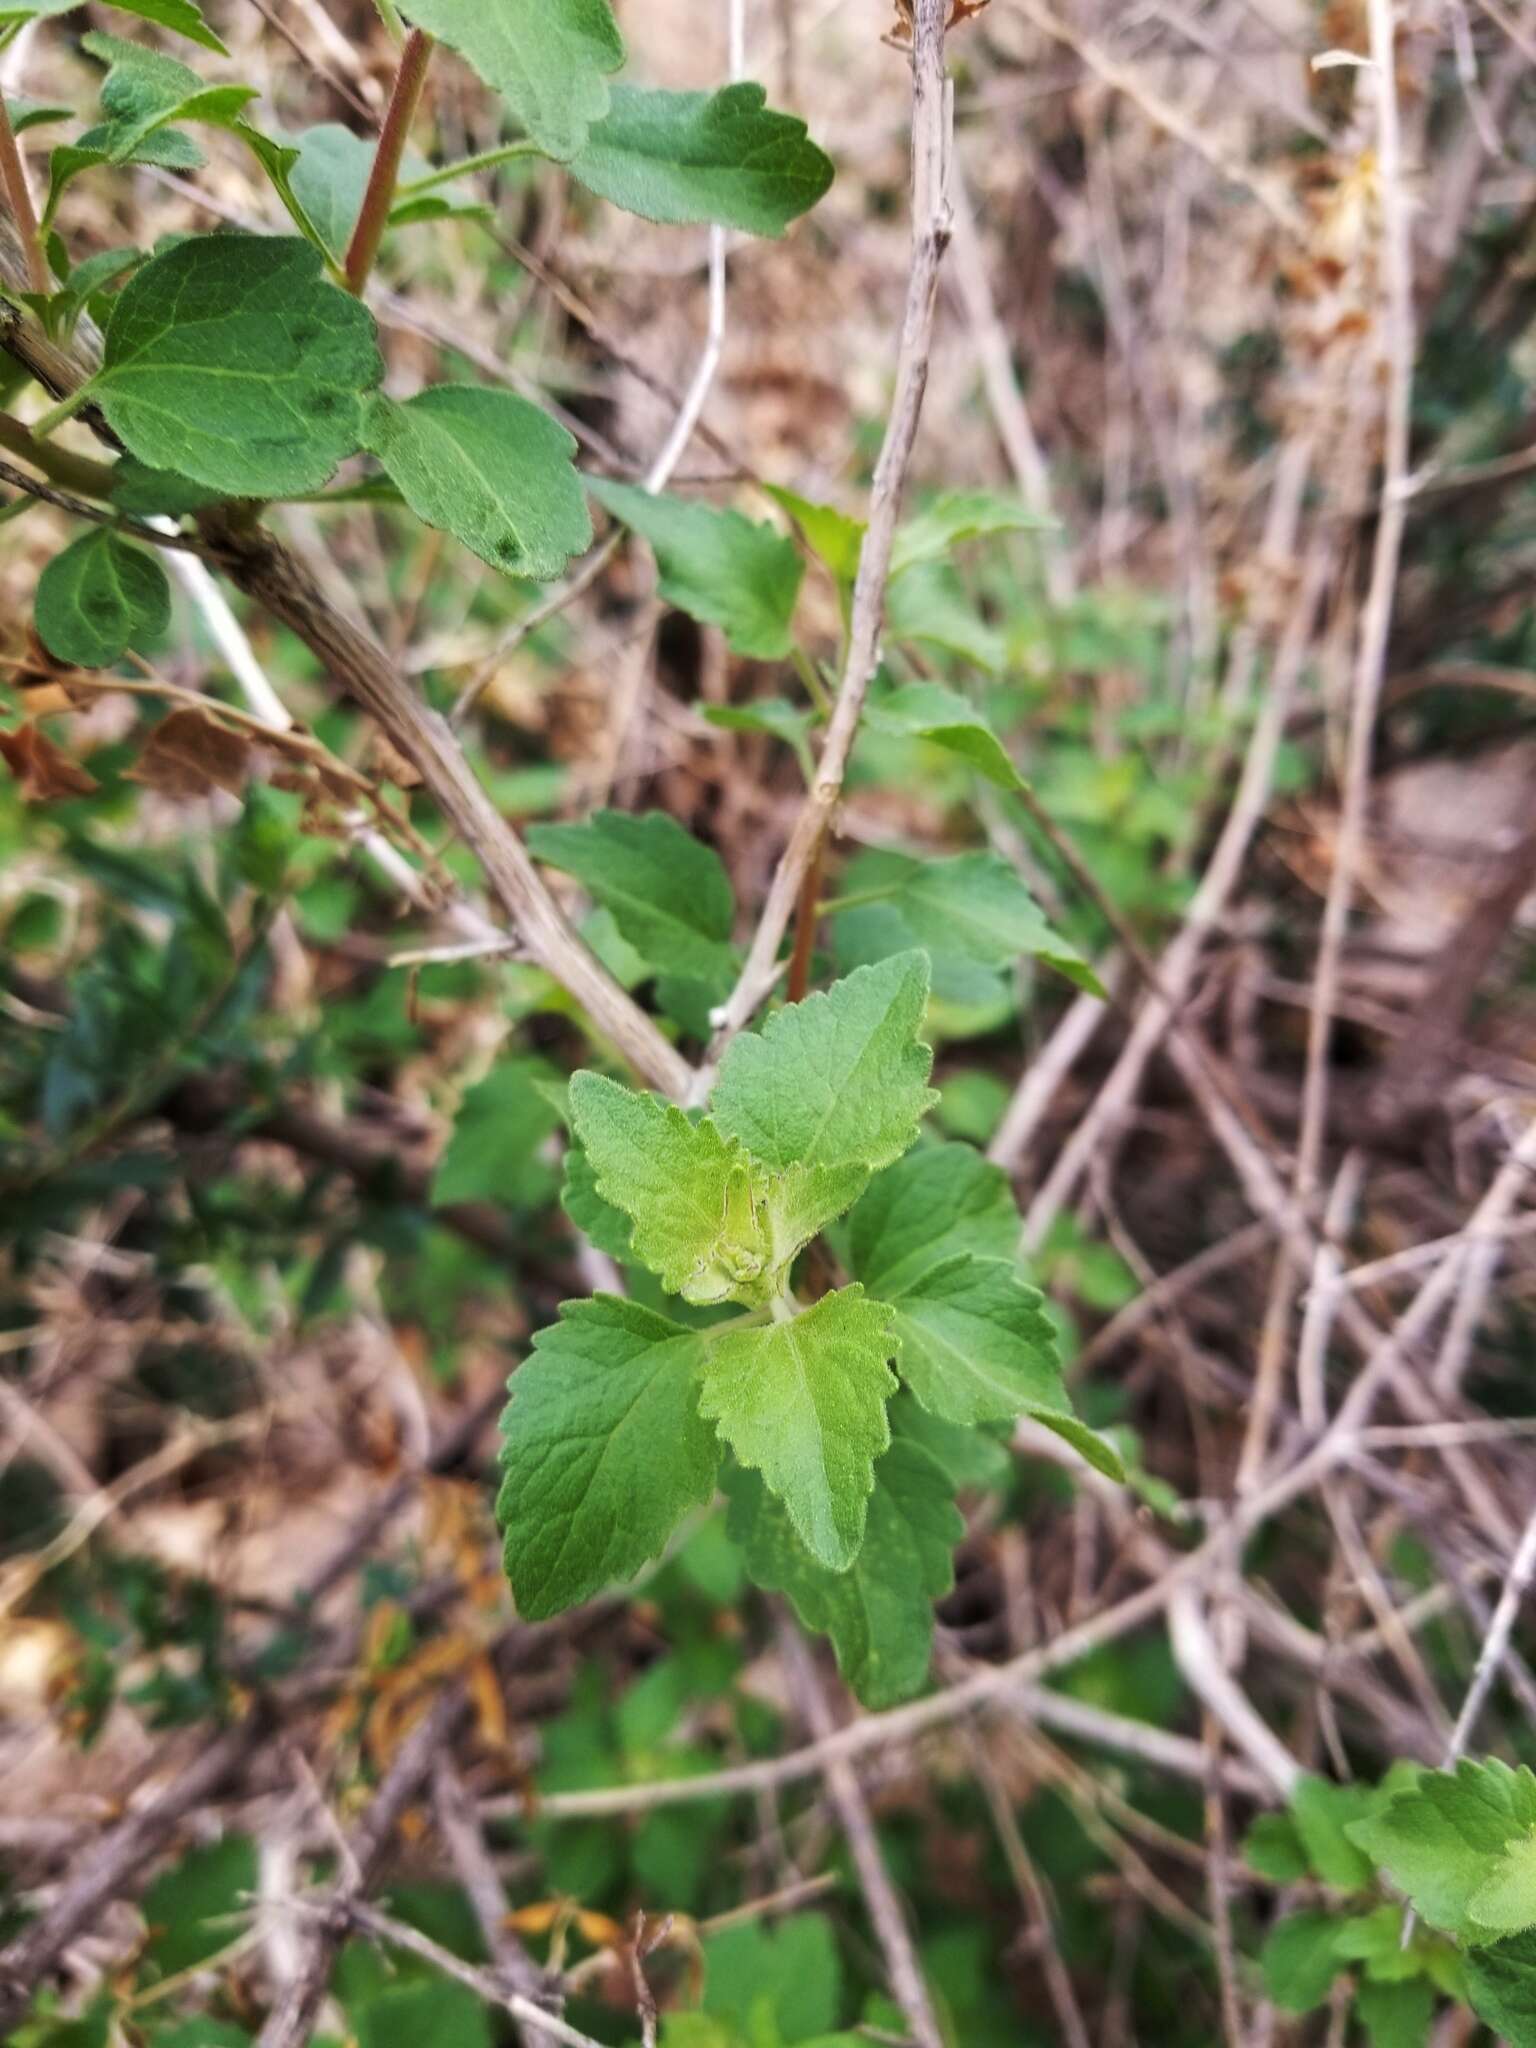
[[886, 0, 991, 45], [129, 707, 251, 800], [0, 721, 99, 800]]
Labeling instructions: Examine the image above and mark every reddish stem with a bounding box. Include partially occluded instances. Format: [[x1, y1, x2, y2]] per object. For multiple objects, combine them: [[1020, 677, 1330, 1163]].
[[0, 96, 50, 299], [343, 28, 433, 296], [786, 828, 827, 1004]]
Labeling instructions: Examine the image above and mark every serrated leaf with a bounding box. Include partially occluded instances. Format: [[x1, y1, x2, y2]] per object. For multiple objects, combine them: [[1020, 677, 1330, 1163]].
[[80, 234, 381, 498], [845, 1140, 1018, 1296], [588, 480, 804, 660], [497, 1295, 717, 1617], [711, 952, 936, 1177], [698, 1284, 896, 1570], [1466, 1929, 1536, 2047], [573, 83, 834, 236], [1348, 1761, 1536, 1942], [527, 809, 736, 983], [728, 1427, 962, 1707], [362, 386, 591, 581], [0, 0, 225, 50], [763, 485, 865, 584], [569, 1073, 772, 1306], [433, 1056, 562, 1210], [865, 682, 1023, 790], [35, 528, 170, 668], [561, 1137, 634, 1262], [1260, 1911, 1345, 2014], [1471, 1835, 1536, 1937], [402, 0, 624, 160], [890, 489, 1049, 578]]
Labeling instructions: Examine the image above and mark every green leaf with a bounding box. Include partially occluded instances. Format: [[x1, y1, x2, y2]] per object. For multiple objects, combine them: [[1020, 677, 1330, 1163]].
[[527, 809, 736, 983], [699, 1284, 897, 1570], [836, 849, 1102, 994], [362, 386, 591, 581], [1348, 1761, 1536, 1942], [1242, 1812, 1310, 1884], [142, 1835, 256, 1976], [844, 1140, 1018, 1297], [890, 489, 1049, 578], [0, 0, 226, 50], [701, 1913, 844, 2043], [561, 1136, 635, 1261], [109, 456, 226, 517], [401, 0, 623, 159], [569, 1072, 773, 1306], [354, 1979, 491, 2048], [573, 83, 834, 236], [1356, 1977, 1435, 2048], [887, 564, 1004, 673], [728, 1427, 962, 1707], [496, 1295, 718, 1618], [1334, 1906, 1420, 1984], [702, 698, 816, 777], [864, 682, 1023, 790], [4, 96, 71, 135], [711, 952, 936, 1177], [1471, 1834, 1536, 1937], [1466, 1929, 1536, 2048], [763, 486, 865, 584], [35, 528, 170, 668], [588, 480, 805, 660], [1260, 1911, 1345, 2014], [1291, 1774, 1378, 1893], [891, 1391, 1011, 1489], [287, 122, 372, 259], [81, 234, 382, 498], [432, 1055, 561, 1210]]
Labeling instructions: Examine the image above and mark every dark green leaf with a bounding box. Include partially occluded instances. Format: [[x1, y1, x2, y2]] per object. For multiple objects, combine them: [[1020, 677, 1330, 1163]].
[[401, 0, 624, 160], [35, 528, 170, 668]]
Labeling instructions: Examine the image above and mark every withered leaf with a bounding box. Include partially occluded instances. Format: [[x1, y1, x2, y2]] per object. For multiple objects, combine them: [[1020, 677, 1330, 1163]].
[[887, 0, 992, 45], [129, 707, 251, 800], [0, 721, 99, 801]]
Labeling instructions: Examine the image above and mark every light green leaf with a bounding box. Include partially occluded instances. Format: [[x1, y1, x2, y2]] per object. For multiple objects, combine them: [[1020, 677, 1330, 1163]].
[[711, 952, 936, 1177], [1356, 1977, 1435, 2048], [588, 480, 804, 660], [527, 809, 736, 983], [864, 682, 1023, 790], [845, 1140, 1018, 1297], [1466, 1929, 1536, 2048], [758, 1160, 871, 1275], [890, 489, 1049, 578], [1348, 1761, 1536, 1942], [81, 234, 381, 498], [699, 1284, 897, 1570], [763, 485, 865, 584], [287, 122, 372, 259], [728, 1427, 962, 1707], [0, 0, 226, 50], [569, 1073, 772, 1306], [836, 849, 1102, 994], [362, 386, 591, 581], [573, 83, 834, 236], [1471, 1834, 1536, 1937], [402, 0, 624, 160], [496, 1295, 717, 1617], [1242, 1813, 1310, 1884], [1291, 1774, 1378, 1893], [1260, 1911, 1345, 2014], [701, 1912, 844, 2043], [561, 1137, 635, 1262], [432, 1055, 561, 1210], [1333, 1905, 1420, 1983], [887, 564, 1004, 673], [35, 528, 170, 668]]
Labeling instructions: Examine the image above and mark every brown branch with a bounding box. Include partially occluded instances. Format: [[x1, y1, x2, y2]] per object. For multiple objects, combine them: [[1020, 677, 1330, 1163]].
[[344, 29, 434, 295]]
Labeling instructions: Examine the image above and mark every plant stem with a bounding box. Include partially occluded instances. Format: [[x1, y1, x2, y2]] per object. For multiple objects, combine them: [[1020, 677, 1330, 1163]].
[[343, 27, 434, 296], [0, 409, 116, 496], [786, 828, 826, 1003], [28, 382, 93, 440], [0, 95, 49, 299], [393, 139, 543, 199]]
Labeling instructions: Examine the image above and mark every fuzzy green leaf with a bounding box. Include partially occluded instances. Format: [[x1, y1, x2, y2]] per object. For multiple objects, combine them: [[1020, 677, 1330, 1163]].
[[1471, 1835, 1536, 1937], [402, 0, 624, 160], [1348, 1761, 1536, 1942], [496, 1295, 717, 1618], [561, 1138, 635, 1262], [569, 1073, 772, 1306], [890, 489, 1050, 578], [362, 386, 591, 581], [838, 849, 1101, 994], [573, 83, 833, 236], [527, 809, 736, 983], [762, 485, 865, 584], [711, 952, 936, 1178], [865, 682, 1023, 790], [82, 234, 381, 498], [1260, 1912, 1345, 2014], [728, 1428, 962, 1707], [588, 480, 805, 660], [699, 1285, 897, 1570], [0, 0, 226, 51], [35, 528, 169, 668], [432, 1056, 561, 1210], [1466, 1930, 1536, 2047], [109, 457, 226, 517], [845, 1140, 1018, 1297]]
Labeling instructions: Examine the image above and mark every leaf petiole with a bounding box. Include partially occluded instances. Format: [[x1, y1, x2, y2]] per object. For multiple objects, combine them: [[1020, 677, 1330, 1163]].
[[393, 139, 545, 200], [29, 380, 96, 441]]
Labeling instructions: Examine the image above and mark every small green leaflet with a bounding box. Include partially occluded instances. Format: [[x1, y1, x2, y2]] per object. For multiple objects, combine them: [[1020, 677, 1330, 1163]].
[[362, 386, 591, 581], [142, 1835, 257, 1977], [0, 0, 226, 52], [432, 1056, 561, 1211], [561, 1137, 635, 1262], [1260, 1912, 1347, 2014], [588, 480, 805, 660], [698, 1284, 897, 1571], [1348, 1761, 1536, 1943], [886, 563, 1005, 673], [402, 0, 624, 161], [711, 951, 936, 1177], [496, 1295, 718, 1618], [527, 809, 737, 983], [573, 83, 834, 237], [865, 681, 1023, 791], [35, 528, 170, 668], [727, 1429, 963, 1707], [1355, 1979, 1435, 2048], [763, 486, 865, 585], [702, 699, 816, 780], [570, 1073, 772, 1306], [1290, 1774, 1379, 1893], [844, 1141, 1018, 1297], [700, 1913, 844, 2045], [890, 489, 1050, 578], [1466, 1929, 1536, 2048], [76, 235, 382, 498]]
